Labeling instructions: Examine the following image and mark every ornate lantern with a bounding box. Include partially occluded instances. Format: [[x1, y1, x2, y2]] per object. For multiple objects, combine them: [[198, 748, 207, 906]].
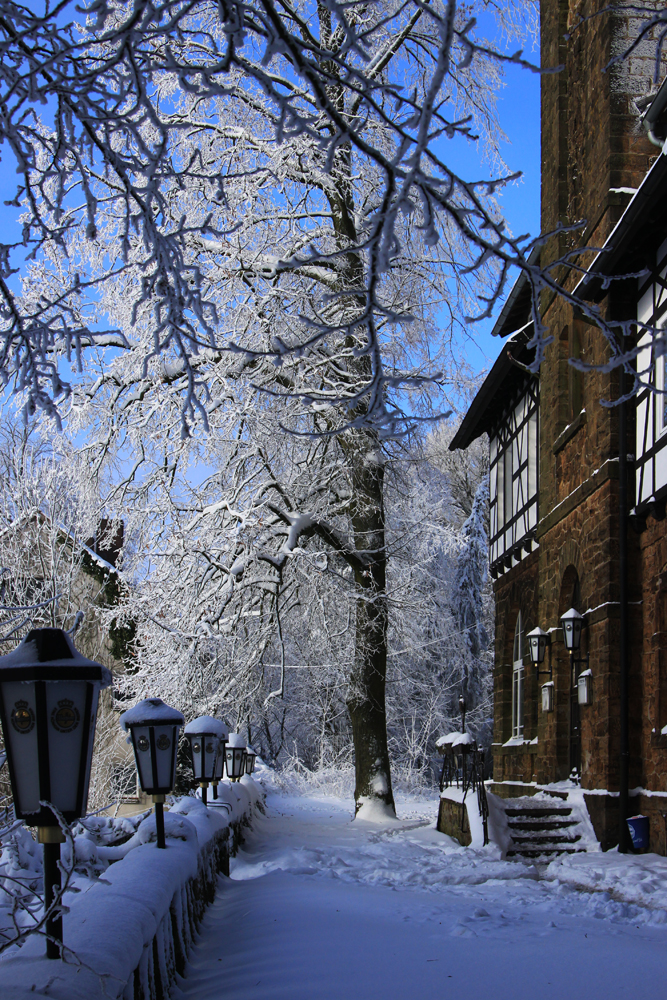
[[244, 746, 257, 775], [560, 607, 584, 652], [183, 716, 226, 804], [120, 698, 184, 848], [527, 626, 549, 665], [0, 628, 111, 958], [225, 732, 246, 781]]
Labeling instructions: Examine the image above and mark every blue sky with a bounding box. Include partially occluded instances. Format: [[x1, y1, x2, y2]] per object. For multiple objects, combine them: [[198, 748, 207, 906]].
[[459, 58, 541, 377]]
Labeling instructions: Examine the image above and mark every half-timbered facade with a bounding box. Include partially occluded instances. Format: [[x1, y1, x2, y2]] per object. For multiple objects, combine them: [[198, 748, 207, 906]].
[[489, 375, 539, 574], [451, 2, 667, 854]]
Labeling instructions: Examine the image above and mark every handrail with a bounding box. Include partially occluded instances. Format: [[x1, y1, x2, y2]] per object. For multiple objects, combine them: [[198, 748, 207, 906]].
[[439, 742, 489, 846]]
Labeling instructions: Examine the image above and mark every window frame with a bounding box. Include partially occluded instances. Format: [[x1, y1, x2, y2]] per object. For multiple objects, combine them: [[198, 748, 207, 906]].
[[512, 613, 524, 739]]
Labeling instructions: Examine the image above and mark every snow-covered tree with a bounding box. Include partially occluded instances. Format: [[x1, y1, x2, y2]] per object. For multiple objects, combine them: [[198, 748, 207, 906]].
[[12, 0, 535, 816]]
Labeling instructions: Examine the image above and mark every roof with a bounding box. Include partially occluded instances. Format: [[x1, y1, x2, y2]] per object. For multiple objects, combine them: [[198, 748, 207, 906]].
[[579, 152, 667, 301], [449, 256, 538, 451]]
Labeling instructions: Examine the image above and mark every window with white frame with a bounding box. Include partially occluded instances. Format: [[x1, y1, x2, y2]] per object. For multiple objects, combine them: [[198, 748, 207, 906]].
[[512, 613, 524, 739], [489, 378, 539, 573]]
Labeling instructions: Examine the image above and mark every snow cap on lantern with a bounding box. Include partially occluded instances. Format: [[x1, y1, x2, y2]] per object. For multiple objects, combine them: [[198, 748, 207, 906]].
[[121, 698, 184, 796], [225, 731, 246, 780], [184, 716, 227, 784], [0, 628, 111, 826]]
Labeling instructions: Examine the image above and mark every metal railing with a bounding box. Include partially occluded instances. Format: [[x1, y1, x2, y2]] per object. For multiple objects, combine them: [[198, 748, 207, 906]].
[[439, 741, 489, 846]]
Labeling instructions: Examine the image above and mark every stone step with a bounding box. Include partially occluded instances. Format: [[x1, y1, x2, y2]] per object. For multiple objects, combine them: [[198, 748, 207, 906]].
[[505, 806, 572, 817], [510, 833, 581, 845], [500, 796, 591, 862], [506, 847, 586, 859], [507, 819, 578, 831]]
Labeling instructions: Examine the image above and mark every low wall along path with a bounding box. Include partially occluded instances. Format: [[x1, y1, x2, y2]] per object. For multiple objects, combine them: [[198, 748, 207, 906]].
[[0, 774, 265, 1000]]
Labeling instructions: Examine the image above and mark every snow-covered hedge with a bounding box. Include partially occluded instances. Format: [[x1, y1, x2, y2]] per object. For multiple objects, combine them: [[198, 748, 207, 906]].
[[0, 775, 264, 1000]]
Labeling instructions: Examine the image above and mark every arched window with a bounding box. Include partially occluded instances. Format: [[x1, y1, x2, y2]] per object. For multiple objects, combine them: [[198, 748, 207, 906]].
[[512, 613, 524, 738]]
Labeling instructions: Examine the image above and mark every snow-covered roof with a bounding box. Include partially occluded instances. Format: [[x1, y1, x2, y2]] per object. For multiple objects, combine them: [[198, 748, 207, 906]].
[[120, 698, 185, 731], [183, 716, 229, 737], [227, 732, 246, 748], [0, 628, 112, 685]]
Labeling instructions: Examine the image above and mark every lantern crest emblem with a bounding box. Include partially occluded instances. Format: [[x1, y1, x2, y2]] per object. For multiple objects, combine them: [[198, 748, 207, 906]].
[[51, 698, 80, 733], [11, 699, 34, 733]]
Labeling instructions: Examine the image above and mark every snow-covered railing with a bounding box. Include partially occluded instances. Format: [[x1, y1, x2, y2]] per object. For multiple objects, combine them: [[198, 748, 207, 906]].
[[436, 733, 488, 846], [0, 775, 264, 1000]]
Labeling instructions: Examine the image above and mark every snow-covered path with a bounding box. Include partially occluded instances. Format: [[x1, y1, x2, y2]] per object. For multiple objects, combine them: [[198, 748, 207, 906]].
[[173, 791, 667, 1000]]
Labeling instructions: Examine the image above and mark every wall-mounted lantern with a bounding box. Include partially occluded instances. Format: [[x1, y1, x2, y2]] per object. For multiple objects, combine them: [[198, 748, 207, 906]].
[[578, 669, 593, 706], [120, 698, 184, 849], [527, 626, 552, 679], [183, 716, 226, 804], [560, 607, 584, 652], [541, 681, 554, 713], [0, 628, 111, 959], [225, 732, 246, 781], [245, 746, 257, 775], [211, 720, 230, 799]]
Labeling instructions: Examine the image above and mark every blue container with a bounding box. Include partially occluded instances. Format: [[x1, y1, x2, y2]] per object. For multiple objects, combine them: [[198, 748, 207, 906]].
[[627, 815, 649, 851]]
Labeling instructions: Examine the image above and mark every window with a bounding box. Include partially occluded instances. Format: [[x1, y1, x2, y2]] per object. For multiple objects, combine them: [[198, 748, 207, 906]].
[[656, 335, 667, 438], [488, 380, 539, 572], [512, 613, 524, 739]]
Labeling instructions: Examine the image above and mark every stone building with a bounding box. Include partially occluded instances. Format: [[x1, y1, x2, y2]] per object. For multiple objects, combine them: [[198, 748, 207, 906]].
[[451, 1, 667, 852]]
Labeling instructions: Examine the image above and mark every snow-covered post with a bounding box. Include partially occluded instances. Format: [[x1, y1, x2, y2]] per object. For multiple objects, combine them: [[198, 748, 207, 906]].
[[120, 698, 185, 849], [0, 628, 111, 958]]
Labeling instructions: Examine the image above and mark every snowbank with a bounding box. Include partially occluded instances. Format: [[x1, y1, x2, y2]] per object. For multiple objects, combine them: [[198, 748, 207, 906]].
[[0, 777, 265, 1000], [546, 848, 667, 912]]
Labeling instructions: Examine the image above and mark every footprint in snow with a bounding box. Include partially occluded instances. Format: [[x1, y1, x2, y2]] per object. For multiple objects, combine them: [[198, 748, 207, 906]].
[[451, 922, 476, 937]]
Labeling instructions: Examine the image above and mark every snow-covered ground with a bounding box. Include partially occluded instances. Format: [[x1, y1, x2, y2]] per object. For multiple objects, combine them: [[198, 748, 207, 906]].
[[173, 788, 667, 1000]]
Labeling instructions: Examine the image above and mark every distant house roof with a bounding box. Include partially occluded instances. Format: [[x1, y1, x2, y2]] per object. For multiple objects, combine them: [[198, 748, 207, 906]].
[[449, 256, 538, 451]]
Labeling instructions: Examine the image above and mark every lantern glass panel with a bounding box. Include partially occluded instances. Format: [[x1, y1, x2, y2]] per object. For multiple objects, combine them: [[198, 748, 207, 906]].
[[131, 725, 154, 790], [188, 734, 221, 782], [130, 723, 179, 793], [46, 681, 91, 815], [214, 740, 227, 780], [1, 680, 39, 816], [561, 609, 583, 652], [225, 745, 246, 779], [154, 725, 178, 789], [245, 751, 256, 774]]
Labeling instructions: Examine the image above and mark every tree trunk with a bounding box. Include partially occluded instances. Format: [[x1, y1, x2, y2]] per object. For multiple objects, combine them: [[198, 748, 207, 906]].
[[345, 434, 395, 817]]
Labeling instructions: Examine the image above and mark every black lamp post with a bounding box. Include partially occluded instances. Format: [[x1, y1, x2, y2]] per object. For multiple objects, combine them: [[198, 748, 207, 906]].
[[225, 732, 246, 781], [211, 721, 230, 799], [183, 716, 226, 804], [244, 746, 257, 775], [458, 696, 466, 734], [121, 698, 184, 849], [0, 628, 111, 959]]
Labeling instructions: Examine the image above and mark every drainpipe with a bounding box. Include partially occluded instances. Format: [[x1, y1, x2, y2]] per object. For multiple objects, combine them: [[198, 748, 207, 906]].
[[618, 366, 630, 852]]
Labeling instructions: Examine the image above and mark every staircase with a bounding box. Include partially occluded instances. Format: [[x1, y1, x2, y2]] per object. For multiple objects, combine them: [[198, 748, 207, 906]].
[[503, 796, 588, 861]]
